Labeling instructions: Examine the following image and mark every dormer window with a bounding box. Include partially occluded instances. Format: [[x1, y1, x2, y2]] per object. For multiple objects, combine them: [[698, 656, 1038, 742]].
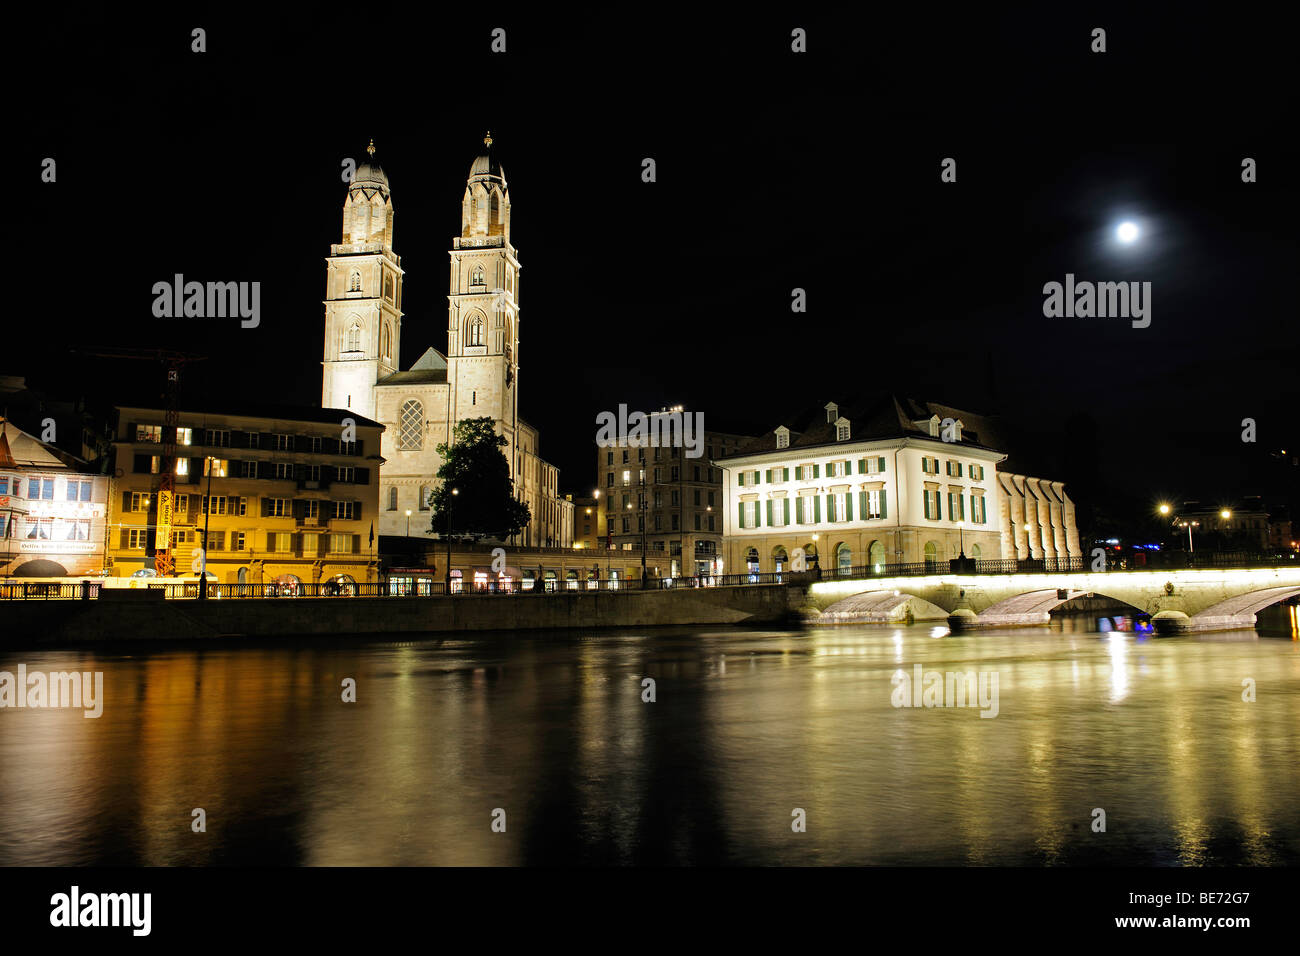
[[835, 417, 850, 442], [825, 402, 838, 423], [775, 426, 790, 449]]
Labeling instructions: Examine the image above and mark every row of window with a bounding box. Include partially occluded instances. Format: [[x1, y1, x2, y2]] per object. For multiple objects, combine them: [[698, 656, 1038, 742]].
[[608, 465, 715, 487], [122, 492, 361, 520], [132, 425, 362, 456], [0, 476, 95, 501], [922, 491, 989, 523], [131, 456, 367, 484], [121, 528, 358, 554], [736, 490, 990, 529], [738, 458, 890, 486], [1, 516, 92, 540], [919, 458, 986, 480], [608, 489, 717, 511], [605, 442, 736, 466], [614, 513, 716, 534]]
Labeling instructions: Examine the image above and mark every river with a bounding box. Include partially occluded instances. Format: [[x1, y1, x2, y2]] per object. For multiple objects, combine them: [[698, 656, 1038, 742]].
[[2, 610, 1297, 865]]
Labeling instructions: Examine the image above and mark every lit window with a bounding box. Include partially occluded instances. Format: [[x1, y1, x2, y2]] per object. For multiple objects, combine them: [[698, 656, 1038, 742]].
[[399, 400, 423, 450]]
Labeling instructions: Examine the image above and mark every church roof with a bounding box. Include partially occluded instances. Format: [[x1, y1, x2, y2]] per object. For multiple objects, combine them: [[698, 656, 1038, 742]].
[[351, 139, 389, 194], [377, 369, 447, 386], [377, 347, 449, 386], [468, 131, 505, 185]]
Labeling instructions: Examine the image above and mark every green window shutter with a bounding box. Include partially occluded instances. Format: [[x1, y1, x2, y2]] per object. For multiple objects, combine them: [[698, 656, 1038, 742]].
[[784, 498, 791, 524], [738, 472, 744, 486], [753, 500, 761, 528], [755, 470, 761, 485], [878, 456, 886, 473], [827, 495, 835, 522], [782, 467, 789, 482], [845, 493, 853, 521], [958, 463, 964, 478], [766, 500, 773, 525], [880, 490, 888, 520], [765, 469, 772, 484], [857, 458, 867, 474], [860, 490, 868, 516], [813, 463, 820, 479], [796, 497, 804, 524], [936, 493, 942, 520], [738, 502, 745, 528], [814, 496, 821, 523]]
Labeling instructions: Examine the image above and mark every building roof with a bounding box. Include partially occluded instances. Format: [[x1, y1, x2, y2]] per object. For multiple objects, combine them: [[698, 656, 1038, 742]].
[[468, 132, 506, 185], [0, 419, 85, 470], [722, 393, 1008, 460], [350, 140, 389, 194], [377, 369, 447, 386], [116, 403, 384, 429]]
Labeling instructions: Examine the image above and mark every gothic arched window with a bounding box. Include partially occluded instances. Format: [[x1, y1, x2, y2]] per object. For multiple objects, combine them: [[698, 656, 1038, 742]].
[[471, 266, 484, 287], [387, 487, 398, 511], [344, 322, 362, 353], [381, 322, 392, 362], [419, 485, 432, 511], [349, 270, 361, 292], [467, 315, 484, 347], [399, 399, 423, 450]]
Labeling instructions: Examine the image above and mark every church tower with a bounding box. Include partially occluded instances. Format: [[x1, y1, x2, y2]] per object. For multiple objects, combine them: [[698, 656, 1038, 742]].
[[321, 141, 404, 420], [446, 132, 521, 469]]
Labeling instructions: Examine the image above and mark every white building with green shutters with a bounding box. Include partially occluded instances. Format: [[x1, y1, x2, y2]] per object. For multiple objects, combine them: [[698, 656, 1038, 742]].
[[716, 396, 1078, 574]]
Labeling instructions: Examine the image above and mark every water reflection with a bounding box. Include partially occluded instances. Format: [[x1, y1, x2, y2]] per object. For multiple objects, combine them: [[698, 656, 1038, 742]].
[[1, 615, 1298, 865]]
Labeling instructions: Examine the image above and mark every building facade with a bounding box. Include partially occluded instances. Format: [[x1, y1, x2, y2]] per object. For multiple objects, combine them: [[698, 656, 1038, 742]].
[[106, 406, 384, 587], [0, 419, 109, 578], [321, 136, 572, 549], [598, 419, 753, 577], [718, 397, 1080, 574]]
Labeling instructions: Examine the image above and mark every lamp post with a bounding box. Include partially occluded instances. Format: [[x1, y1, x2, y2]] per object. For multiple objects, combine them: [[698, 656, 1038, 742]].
[[199, 454, 215, 599], [956, 520, 966, 559], [405, 509, 411, 537], [444, 487, 458, 594], [1176, 519, 1199, 552]]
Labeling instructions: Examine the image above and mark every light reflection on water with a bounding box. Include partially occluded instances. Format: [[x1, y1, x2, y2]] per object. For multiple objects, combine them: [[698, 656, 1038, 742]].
[[1, 615, 1298, 866]]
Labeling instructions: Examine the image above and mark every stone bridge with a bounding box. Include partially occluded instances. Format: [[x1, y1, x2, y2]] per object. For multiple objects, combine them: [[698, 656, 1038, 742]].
[[805, 566, 1300, 634]]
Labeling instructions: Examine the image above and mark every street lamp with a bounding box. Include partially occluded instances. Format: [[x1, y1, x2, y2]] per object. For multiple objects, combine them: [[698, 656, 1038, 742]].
[[1175, 518, 1199, 552], [405, 509, 411, 537], [956, 520, 966, 558], [444, 487, 458, 594]]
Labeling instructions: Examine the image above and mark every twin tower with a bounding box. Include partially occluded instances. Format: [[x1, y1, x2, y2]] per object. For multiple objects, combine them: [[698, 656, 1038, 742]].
[[320, 135, 569, 547]]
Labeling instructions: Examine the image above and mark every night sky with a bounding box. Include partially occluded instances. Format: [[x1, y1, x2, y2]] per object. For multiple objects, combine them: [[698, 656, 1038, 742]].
[[16, 9, 1299, 536]]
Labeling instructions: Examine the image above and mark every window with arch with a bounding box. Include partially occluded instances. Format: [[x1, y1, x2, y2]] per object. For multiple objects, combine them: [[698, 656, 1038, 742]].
[[344, 322, 362, 353], [466, 315, 484, 347], [381, 322, 392, 362], [349, 270, 361, 292], [471, 266, 485, 287], [868, 539, 886, 570], [387, 487, 398, 511], [398, 399, 423, 450], [836, 543, 852, 572], [419, 485, 432, 511], [924, 541, 940, 565]]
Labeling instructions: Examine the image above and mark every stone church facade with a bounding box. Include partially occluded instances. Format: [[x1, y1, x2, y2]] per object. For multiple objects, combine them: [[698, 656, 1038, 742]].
[[321, 136, 572, 547]]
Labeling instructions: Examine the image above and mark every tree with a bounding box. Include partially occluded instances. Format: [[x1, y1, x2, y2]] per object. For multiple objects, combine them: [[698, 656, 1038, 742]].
[[428, 418, 531, 540]]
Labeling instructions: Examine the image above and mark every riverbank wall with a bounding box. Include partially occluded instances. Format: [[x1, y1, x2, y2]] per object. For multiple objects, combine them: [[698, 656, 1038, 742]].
[[2, 584, 803, 645]]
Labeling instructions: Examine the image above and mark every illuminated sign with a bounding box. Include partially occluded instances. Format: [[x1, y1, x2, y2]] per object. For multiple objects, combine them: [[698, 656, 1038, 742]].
[[154, 490, 174, 550]]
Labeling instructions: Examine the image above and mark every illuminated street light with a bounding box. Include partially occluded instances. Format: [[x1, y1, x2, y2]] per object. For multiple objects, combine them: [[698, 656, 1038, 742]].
[[1158, 503, 1171, 516], [1220, 509, 1232, 519], [1117, 221, 1139, 243], [405, 509, 412, 537]]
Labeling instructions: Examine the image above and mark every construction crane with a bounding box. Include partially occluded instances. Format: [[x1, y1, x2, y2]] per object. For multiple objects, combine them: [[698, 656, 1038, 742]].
[[76, 348, 206, 576]]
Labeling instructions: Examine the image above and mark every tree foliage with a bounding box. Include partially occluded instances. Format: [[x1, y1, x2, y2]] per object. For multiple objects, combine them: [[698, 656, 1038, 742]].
[[427, 417, 531, 540]]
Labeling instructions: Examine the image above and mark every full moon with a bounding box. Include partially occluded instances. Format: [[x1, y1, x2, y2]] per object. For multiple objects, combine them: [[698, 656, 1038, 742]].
[[1117, 221, 1139, 243]]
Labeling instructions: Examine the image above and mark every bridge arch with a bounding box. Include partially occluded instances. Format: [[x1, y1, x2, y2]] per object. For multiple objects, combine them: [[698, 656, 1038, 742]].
[[1188, 585, 1300, 631], [974, 588, 1145, 627], [819, 589, 949, 625]]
